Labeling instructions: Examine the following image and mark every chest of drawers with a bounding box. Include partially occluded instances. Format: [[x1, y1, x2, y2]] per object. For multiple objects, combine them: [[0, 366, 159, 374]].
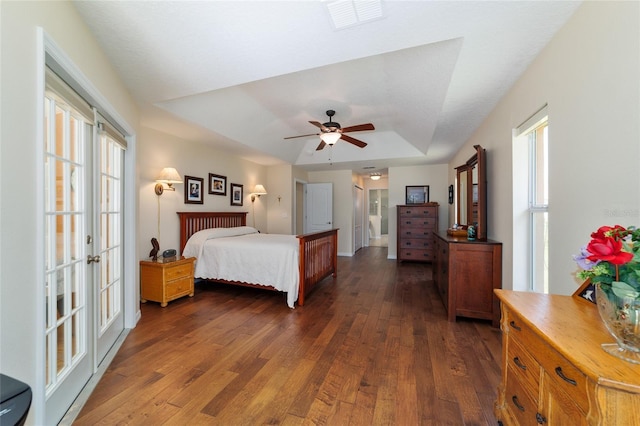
[[396, 203, 438, 263], [494, 290, 640, 425]]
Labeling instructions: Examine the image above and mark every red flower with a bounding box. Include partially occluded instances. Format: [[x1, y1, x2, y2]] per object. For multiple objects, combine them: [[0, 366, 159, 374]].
[[586, 231, 633, 265]]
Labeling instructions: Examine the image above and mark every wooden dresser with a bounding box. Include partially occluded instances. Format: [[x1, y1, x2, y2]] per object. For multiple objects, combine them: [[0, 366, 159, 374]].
[[433, 232, 502, 326], [494, 290, 640, 425], [396, 203, 439, 263], [140, 256, 195, 307]]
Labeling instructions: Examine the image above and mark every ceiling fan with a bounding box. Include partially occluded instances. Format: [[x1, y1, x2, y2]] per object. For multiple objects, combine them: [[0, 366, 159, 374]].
[[284, 109, 375, 151]]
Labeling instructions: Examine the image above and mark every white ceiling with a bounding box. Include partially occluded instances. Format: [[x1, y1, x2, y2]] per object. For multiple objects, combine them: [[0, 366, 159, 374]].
[[73, 0, 581, 175]]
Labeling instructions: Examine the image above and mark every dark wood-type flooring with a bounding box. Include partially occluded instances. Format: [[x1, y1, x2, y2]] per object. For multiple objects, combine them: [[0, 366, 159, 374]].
[[75, 247, 502, 425]]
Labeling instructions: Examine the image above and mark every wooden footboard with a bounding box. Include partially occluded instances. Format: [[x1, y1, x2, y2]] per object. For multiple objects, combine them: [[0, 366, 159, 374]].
[[177, 212, 337, 306], [297, 229, 338, 306]]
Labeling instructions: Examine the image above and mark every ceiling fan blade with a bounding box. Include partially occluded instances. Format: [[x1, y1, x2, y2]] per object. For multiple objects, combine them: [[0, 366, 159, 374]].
[[309, 120, 329, 132], [316, 140, 327, 151], [340, 134, 367, 148], [341, 123, 375, 133], [284, 133, 319, 140]]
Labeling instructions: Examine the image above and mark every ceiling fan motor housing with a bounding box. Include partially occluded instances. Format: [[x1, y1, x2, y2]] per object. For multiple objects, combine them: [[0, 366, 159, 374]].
[[323, 109, 341, 131]]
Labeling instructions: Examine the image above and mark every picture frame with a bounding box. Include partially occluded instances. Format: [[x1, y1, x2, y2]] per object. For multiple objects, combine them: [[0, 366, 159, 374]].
[[405, 185, 429, 204], [184, 175, 204, 204], [573, 279, 596, 305], [208, 173, 227, 196], [448, 184, 454, 205], [230, 183, 243, 206]]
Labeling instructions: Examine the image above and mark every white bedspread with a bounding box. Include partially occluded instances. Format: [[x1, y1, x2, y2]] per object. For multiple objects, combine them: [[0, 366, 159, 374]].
[[182, 229, 300, 308]]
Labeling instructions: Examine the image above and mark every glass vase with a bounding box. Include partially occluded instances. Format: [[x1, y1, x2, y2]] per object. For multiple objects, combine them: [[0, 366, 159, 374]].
[[595, 283, 640, 364]]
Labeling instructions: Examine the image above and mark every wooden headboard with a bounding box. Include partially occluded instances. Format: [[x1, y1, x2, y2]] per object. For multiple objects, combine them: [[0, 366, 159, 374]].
[[177, 212, 248, 253]]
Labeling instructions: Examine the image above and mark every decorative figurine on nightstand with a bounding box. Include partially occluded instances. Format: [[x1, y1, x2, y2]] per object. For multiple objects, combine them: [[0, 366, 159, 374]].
[[467, 225, 476, 241], [149, 238, 160, 261]]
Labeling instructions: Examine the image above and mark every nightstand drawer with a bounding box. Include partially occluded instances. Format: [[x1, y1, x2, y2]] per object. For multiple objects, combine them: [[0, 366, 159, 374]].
[[166, 277, 192, 299], [165, 262, 193, 280]]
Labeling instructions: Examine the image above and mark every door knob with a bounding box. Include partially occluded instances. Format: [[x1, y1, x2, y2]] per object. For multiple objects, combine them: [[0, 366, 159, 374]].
[[87, 255, 101, 264]]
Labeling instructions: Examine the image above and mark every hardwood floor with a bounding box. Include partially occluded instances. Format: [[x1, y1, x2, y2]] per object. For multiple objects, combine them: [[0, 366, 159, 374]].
[[74, 247, 502, 425]]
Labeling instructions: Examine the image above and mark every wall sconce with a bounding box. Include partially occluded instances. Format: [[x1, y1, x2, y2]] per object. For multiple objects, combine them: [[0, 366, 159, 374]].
[[250, 184, 267, 202], [154, 167, 183, 195]]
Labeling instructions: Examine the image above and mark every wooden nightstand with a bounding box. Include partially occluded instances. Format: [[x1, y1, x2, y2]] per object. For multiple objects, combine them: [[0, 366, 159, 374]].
[[140, 256, 195, 307]]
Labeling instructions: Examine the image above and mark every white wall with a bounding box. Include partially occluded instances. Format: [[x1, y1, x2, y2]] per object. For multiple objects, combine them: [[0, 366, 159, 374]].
[[0, 1, 139, 423], [138, 127, 268, 256], [388, 164, 449, 259], [448, 1, 640, 295]]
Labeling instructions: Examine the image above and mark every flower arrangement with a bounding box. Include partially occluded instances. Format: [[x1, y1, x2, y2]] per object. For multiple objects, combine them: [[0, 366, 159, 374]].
[[574, 225, 640, 299]]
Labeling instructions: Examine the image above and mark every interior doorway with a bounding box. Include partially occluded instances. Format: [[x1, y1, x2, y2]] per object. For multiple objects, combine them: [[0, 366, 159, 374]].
[[368, 188, 388, 247]]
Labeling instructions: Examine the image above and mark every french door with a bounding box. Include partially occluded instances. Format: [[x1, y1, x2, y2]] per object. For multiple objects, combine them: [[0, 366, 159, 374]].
[[43, 71, 124, 424]]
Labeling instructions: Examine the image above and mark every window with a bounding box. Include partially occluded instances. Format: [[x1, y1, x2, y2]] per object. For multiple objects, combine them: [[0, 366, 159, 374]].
[[514, 106, 548, 293]]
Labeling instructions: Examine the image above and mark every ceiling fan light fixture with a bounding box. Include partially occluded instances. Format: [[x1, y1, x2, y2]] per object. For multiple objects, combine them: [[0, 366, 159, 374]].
[[320, 132, 341, 145]]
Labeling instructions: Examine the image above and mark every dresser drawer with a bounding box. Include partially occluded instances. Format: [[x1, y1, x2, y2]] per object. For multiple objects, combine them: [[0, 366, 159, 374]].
[[165, 262, 193, 281], [504, 305, 589, 415], [398, 206, 437, 218], [399, 228, 434, 239], [507, 337, 540, 395], [398, 249, 434, 261], [398, 217, 437, 228], [398, 238, 433, 249], [166, 277, 193, 299], [539, 352, 589, 414], [505, 366, 539, 426]]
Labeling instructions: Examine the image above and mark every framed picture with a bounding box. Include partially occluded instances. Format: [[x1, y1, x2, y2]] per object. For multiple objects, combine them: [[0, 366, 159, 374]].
[[573, 279, 596, 305], [230, 183, 243, 206], [405, 185, 429, 204], [448, 184, 454, 205], [208, 173, 227, 196], [184, 175, 204, 204]]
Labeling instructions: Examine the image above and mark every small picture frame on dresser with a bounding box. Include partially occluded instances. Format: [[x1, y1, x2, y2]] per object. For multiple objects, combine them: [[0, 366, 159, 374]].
[[405, 185, 429, 204], [573, 279, 596, 304]]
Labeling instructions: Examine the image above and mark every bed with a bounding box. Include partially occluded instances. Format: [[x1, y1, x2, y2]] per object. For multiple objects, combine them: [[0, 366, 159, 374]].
[[177, 212, 338, 307]]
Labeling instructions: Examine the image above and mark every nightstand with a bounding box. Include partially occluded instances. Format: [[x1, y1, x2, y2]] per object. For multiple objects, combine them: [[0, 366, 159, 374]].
[[140, 256, 195, 307]]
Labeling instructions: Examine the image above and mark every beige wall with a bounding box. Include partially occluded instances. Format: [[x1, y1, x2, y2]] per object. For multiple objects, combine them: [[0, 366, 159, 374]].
[[138, 127, 268, 256], [0, 1, 139, 423], [388, 164, 450, 259], [448, 1, 639, 295]]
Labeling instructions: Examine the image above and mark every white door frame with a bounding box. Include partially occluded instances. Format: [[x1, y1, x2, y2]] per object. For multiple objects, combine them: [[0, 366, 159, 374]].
[[37, 30, 138, 425]]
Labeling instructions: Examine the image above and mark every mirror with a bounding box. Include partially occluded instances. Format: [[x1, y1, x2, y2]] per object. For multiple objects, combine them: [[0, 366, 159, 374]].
[[456, 145, 487, 240]]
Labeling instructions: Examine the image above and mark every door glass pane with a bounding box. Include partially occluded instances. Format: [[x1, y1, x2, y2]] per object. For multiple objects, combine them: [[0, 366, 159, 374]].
[[98, 134, 123, 335], [44, 93, 88, 395]]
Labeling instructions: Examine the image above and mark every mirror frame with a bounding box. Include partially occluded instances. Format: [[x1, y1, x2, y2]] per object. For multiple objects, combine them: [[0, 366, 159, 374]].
[[455, 145, 487, 240]]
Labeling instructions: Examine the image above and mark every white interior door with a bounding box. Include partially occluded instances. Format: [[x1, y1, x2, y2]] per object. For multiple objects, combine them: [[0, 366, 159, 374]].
[[305, 183, 333, 232]]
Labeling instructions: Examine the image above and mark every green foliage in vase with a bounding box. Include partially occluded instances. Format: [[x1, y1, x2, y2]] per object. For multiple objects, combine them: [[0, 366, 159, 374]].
[[574, 225, 640, 299]]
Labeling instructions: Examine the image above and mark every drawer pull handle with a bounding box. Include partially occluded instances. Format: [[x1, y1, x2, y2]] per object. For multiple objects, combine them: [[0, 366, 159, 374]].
[[511, 395, 525, 412], [513, 357, 527, 371], [509, 321, 521, 331], [555, 367, 577, 386], [536, 412, 547, 424]]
